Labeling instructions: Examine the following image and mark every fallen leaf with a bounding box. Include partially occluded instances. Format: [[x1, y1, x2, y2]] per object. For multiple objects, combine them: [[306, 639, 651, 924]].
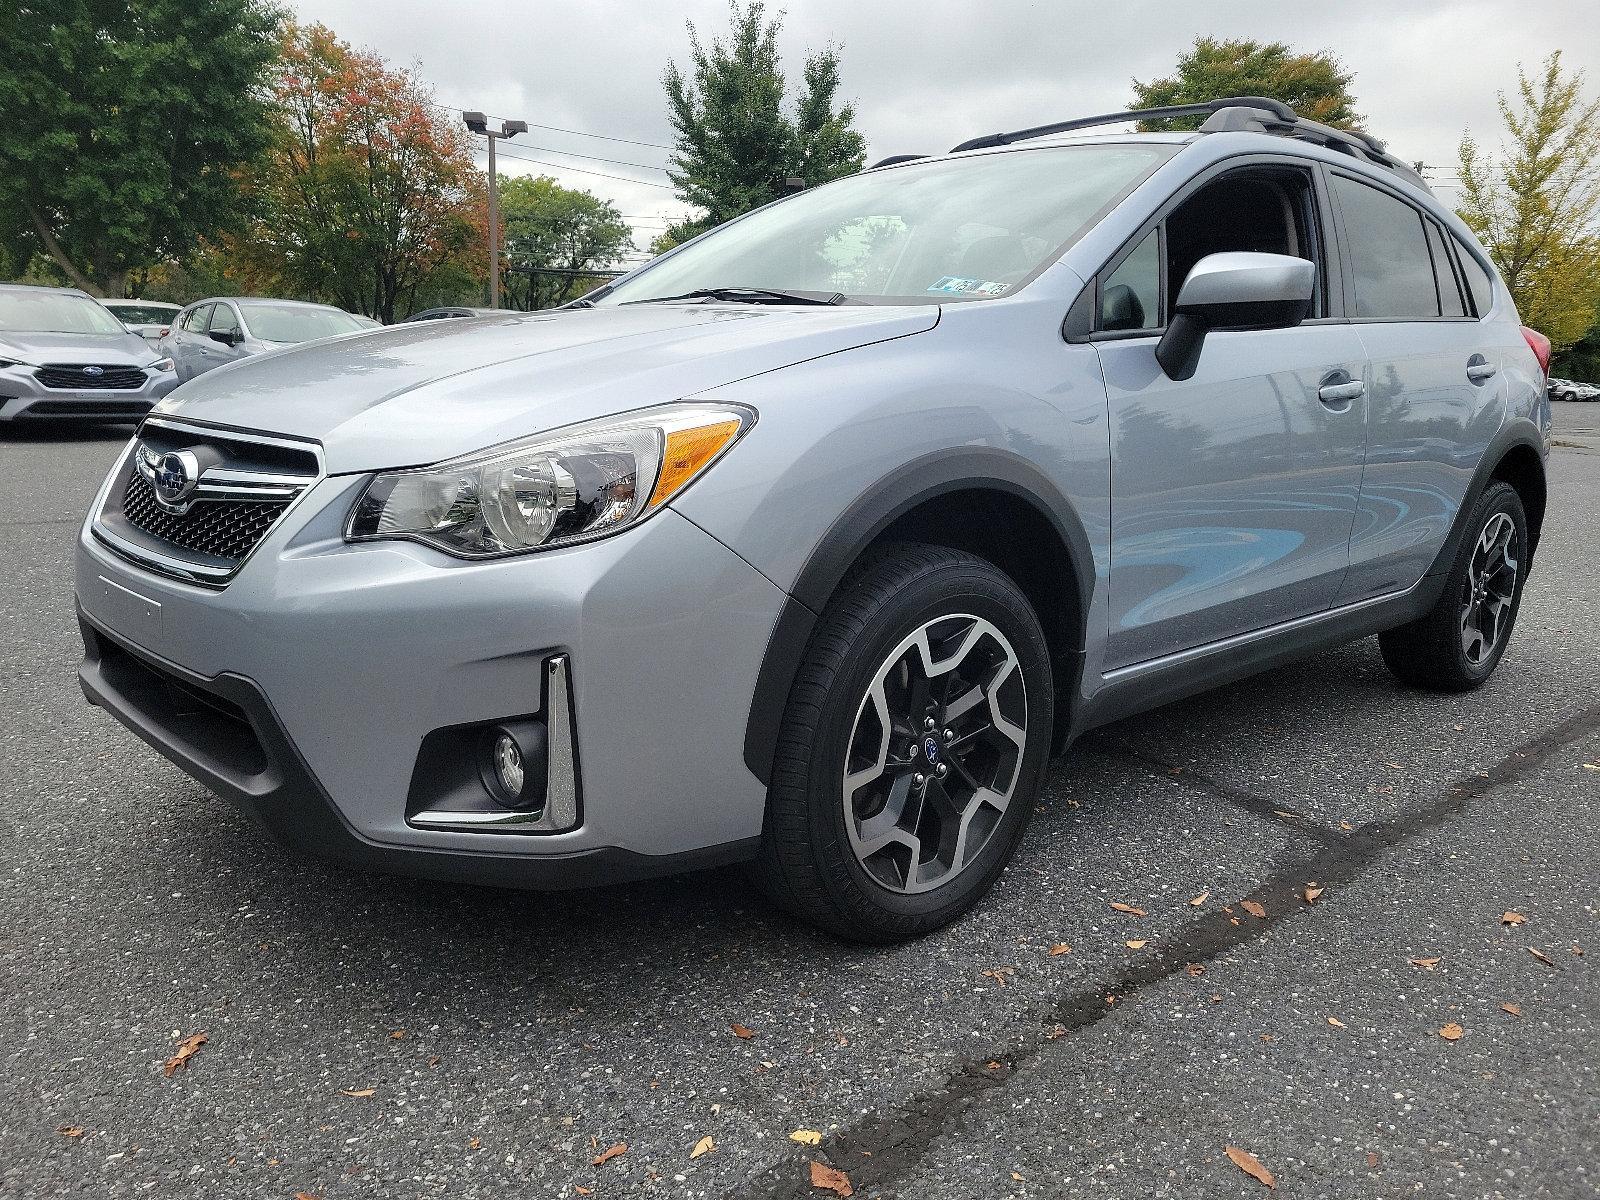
[[294, 1193, 321, 1200], [1240, 900, 1267, 919], [1501, 911, 1526, 926], [981, 967, 1016, 988], [592, 1142, 626, 1165], [427, 1055, 440, 1068], [339, 1088, 376, 1098], [1572, 945, 1585, 957], [690, 1136, 715, 1159], [1047, 943, 1072, 956], [1439, 1023, 1464, 1041], [468, 1137, 482, 1150], [1190, 891, 1210, 906], [1500, 1002, 1522, 1017], [808, 1159, 854, 1196], [1366, 1151, 1380, 1169], [1327, 1016, 1346, 1029], [56, 1125, 85, 1138], [790, 1130, 822, 1146], [1046, 1024, 1068, 1039], [1408, 957, 1442, 970], [1302, 884, 1325, 904], [1109, 902, 1146, 916], [389, 1030, 406, 1040], [162, 1032, 207, 1077], [1011, 1171, 1024, 1181], [576, 1188, 592, 1196], [1185, 963, 1205, 976], [1125, 939, 1148, 950], [730, 1023, 756, 1040], [1529, 947, 1557, 968], [1223, 1145, 1276, 1189], [1339, 820, 1355, 831]]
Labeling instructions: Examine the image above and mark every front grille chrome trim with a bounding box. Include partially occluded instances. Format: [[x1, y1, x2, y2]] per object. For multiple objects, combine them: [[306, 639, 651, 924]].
[[91, 418, 326, 588]]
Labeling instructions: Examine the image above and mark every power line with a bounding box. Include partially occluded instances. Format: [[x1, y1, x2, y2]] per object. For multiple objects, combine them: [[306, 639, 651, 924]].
[[485, 142, 677, 189], [432, 100, 673, 151]]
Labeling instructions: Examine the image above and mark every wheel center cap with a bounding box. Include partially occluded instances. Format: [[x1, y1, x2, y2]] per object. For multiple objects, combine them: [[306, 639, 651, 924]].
[[922, 736, 941, 764]]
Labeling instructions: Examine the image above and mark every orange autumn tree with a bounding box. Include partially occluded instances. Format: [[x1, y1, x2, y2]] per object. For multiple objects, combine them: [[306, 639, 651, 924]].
[[231, 23, 486, 321]]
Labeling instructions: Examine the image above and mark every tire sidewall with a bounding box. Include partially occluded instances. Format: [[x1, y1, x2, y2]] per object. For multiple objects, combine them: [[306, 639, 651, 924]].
[[799, 558, 1054, 928]]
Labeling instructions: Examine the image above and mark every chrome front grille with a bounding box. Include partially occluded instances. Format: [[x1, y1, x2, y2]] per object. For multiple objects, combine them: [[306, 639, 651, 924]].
[[93, 418, 323, 586], [38, 363, 149, 390]]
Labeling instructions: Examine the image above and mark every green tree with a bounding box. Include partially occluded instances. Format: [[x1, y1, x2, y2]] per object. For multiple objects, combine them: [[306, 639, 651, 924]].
[[498, 176, 633, 310], [661, 0, 865, 240], [1457, 52, 1600, 352], [1131, 37, 1362, 131], [230, 23, 487, 323], [0, 0, 282, 296]]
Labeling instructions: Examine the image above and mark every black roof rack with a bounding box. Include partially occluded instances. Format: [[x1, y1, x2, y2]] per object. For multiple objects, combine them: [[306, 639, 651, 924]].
[[947, 96, 1427, 190]]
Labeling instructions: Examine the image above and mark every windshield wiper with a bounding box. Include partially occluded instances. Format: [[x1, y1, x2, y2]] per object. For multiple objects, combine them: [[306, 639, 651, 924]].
[[623, 286, 847, 307]]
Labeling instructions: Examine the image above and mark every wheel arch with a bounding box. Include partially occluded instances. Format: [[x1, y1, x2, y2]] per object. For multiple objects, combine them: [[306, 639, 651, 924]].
[[743, 448, 1093, 785], [1425, 420, 1547, 580]]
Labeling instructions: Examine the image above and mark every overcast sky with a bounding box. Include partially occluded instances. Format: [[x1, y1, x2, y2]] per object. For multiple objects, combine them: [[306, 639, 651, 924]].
[[286, 0, 1594, 256]]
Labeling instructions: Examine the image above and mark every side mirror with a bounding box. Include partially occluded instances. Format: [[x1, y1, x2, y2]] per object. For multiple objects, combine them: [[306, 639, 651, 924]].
[[1155, 252, 1315, 381], [208, 328, 240, 347]]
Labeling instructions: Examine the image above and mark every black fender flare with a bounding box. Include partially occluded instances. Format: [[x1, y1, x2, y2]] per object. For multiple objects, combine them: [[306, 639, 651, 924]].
[[741, 446, 1095, 785], [1424, 417, 1547, 579]]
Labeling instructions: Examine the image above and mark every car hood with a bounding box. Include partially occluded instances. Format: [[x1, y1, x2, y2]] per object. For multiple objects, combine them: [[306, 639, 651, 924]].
[[154, 303, 939, 473], [0, 330, 155, 365]]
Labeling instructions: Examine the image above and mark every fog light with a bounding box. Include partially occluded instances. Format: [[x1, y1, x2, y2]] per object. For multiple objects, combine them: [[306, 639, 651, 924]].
[[493, 733, 524, 797], [480, 720, 548, 811]]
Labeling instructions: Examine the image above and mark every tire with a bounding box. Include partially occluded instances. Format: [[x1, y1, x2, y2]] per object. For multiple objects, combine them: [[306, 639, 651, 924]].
[[751, 544, 1054, 942], [1379, 481, 1528, 691]]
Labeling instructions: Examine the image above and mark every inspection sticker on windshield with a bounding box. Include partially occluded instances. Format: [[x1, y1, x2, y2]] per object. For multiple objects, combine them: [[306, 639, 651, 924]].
[[927, 276, 1008, 296]]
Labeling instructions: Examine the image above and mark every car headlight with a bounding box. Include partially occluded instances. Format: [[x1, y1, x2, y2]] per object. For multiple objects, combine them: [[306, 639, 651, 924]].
[[346, 402, 754, 557], [149, 357, 176, 372]]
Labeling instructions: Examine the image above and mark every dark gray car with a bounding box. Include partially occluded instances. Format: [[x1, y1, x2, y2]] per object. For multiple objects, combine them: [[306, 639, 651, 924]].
[[160, 297, 369, 381]]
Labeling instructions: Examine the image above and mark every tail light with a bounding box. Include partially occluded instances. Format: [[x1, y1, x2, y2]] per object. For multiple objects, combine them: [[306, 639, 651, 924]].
[[1521, 326, 1551, 378]]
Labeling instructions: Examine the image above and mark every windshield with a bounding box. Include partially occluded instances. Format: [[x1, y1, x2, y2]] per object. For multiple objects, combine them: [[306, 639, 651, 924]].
[[0, 291, 129, 335], [106, 303, 179, 324], [599, 144, 1173, 306], [242, 305, 364, 343]]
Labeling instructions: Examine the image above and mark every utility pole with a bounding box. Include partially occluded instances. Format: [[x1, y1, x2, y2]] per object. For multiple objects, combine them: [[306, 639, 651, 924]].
[[463, 112, 528, 309]]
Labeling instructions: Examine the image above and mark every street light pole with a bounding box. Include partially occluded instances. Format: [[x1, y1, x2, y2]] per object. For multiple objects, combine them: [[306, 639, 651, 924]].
[[463, 112, 528, 309]]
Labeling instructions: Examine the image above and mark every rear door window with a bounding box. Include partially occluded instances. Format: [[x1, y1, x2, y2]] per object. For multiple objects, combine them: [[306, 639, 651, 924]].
[[1331, 175, 1440, 320]]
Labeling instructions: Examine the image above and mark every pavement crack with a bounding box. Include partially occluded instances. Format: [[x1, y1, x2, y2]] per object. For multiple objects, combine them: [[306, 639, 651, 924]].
[[1082, 736, 1343, 844], [736, 699, 1600, 1200]]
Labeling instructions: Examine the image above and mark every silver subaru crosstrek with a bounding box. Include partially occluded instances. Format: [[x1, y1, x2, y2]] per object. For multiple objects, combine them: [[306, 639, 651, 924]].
[[76, 98, 1551, 941]]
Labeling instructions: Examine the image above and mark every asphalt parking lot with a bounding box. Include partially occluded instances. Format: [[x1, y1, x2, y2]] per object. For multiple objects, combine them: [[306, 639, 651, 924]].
[[2, 405, 1596, 1200]]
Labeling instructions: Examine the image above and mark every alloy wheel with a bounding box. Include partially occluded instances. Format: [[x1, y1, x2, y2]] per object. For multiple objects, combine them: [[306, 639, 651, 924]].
[[841, 614, 1027, 894], [1460, 512, 1518, 667]]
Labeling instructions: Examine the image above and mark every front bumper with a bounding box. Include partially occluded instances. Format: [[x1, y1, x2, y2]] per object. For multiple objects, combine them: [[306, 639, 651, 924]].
[[0, 367, 177, 422], [75, 476, 788, 887]]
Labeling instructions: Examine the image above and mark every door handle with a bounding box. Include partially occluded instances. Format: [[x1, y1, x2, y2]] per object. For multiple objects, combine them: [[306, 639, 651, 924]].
[[1317, 379, 1366, 404], [1466, 358, 1497, 383]]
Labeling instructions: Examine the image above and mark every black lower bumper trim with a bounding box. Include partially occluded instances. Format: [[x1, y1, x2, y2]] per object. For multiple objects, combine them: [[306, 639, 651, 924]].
[[76, 605, 759, 890]]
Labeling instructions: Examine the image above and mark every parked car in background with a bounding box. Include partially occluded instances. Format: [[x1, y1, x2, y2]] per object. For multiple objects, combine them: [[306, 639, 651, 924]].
[[404, 306, 500, 322], [351, 314, 384, 329], [160, 298, 371, 382], [101, 298, 183, 342], [1548, 377, 1598, 402], [76, 97, 1550, 940], [0, 283, 178, 429]]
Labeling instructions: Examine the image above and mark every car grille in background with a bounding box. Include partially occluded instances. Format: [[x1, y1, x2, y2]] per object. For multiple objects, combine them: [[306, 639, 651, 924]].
[[37, 364, 148, 390], [121, 473, 290, 563]]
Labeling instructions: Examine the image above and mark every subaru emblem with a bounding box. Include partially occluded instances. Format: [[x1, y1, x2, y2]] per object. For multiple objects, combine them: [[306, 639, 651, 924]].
[[82, 365, 104, 376], [922, 736, 941, 763], [152, 450, 201, 511]]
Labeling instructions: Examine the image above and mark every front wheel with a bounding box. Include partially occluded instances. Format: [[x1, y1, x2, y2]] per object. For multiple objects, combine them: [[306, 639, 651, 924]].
[[751, 544, 1054, 942], [1379, 481, 1528, 691]]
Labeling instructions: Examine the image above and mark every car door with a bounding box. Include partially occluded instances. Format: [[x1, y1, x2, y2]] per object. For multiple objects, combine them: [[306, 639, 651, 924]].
[[197, 302, 246, 375], [168, 304, 212, 381], [1089, 160, 1370, 671], [1326, 172, 1507, 601]]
